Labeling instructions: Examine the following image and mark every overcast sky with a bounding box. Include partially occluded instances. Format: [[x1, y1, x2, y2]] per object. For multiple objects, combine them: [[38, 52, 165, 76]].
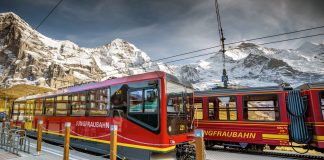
[[1, 0, 323, 62]]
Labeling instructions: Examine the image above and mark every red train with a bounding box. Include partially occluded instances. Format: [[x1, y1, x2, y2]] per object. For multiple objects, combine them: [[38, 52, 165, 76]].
[[11, 71, 195, 160], [194, 82, 324, 153]]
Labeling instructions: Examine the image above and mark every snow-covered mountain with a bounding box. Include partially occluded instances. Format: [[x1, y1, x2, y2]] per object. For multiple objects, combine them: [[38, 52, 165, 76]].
[[0, 12, 323, 90], [0, 12, 173, 88], [179, 42, 324, 90]]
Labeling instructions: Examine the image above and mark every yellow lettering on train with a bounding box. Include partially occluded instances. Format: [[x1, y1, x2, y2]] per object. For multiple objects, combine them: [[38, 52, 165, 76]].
[[237, 132, 242, 138], [232, 132, 237, 138], [222, 132, 227, 137], [204, 130, 257, 139], [250, 133, 256, 139], [243, 132, 249, 138]]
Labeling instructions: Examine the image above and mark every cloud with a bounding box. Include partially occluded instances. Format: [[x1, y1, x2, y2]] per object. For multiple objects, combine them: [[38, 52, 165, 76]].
[[1, 0, 323, 64]]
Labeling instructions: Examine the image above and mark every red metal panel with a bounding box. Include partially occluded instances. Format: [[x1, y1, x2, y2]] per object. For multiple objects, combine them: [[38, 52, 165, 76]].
[[237, 95, 243, 121], [198, 121, 289, 146], [203, 97, 208, 120], [279, 93, 288, 122]]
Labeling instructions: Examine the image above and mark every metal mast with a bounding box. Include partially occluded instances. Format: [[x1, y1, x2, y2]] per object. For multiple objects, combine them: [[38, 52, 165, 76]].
[[215, 0, 228, 88]]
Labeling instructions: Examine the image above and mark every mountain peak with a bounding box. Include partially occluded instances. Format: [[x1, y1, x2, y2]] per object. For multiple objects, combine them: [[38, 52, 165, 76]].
[[111, 38, 125, 44], [237, 42, 259, 49], [0, 12, 20, 19], [0, 12, 32, 28], [298, 41, 318, 50]]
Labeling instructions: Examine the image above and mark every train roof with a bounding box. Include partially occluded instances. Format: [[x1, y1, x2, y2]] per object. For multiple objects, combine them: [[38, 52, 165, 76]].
[[16, 71, 189, 101], [296, 82, 324, 90], [195, 86, 286, 96]]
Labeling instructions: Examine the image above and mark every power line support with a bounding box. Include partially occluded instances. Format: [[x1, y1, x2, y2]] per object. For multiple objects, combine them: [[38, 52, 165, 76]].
[[215, 0, 228, 88]]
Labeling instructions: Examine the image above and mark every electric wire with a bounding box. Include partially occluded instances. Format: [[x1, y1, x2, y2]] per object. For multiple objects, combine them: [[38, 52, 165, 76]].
[[100, 25, 324, 76], [164, 33, 324, 64], [151, 25, 324, 62], [24, 0, 64, 42], [101, 32, 324, 78]]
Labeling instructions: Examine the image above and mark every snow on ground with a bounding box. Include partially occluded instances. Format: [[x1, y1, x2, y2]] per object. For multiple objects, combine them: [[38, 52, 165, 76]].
[[73, 71, 90, 80]]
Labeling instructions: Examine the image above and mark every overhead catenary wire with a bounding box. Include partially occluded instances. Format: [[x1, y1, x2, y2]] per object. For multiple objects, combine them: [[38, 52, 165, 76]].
[[24, 0, 64, 42], [164, 33, 324, 64], [101, 25, 324, 77], [101, 32, 324, 77], [151, 25, 324, 62]]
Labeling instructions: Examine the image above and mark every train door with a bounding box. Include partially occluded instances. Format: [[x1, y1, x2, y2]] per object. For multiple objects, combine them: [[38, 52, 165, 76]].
[[25, 100, 34, 129]]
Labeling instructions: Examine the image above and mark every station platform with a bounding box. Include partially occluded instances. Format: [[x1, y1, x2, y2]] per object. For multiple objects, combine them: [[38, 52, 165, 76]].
[[0, 138, 106, 160], [0, 138, 314, 160]]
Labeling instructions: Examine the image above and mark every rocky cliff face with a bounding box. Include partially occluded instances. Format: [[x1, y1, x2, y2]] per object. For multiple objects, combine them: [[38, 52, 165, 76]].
[[180, 42, 324, 90], [0, 12, 323, 90], [0, 12, 172, 89]]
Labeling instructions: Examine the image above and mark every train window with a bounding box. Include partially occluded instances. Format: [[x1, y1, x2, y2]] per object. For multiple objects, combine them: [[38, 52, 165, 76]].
[[167, 82, 186, 114], [129, 90, 143, 113], [44, 98, 55, 116], [13, 103, 19, 120], [89, 89, 109, 116], [18, 103, 26, 121], [26, 102, 34, 121], [243, 94, 279, 121], [56, 95, 69, 116], [111, 84, 128, 114], [71, 92, 87, 116], [319, 92, 324, 120], [35, 99, 43, 115], [194, 101, 203, 120], [128, 88, 159, 130], [218, 96, 237, 121], [208, 102, 215, 120], [144, 89, 158, 113]]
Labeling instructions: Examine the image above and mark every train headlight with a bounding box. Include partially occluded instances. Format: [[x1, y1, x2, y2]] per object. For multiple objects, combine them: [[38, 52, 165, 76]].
[[169, 139, 175, 144], [168, 126, 172, 132]]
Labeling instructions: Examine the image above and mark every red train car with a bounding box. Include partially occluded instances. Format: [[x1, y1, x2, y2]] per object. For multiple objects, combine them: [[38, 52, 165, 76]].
[[194, 86, 290, 150], [12, 71, 195, 160], [298, 82, 324, 153]]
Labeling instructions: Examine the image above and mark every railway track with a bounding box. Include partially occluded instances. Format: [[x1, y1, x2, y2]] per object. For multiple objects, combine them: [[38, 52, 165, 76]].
[[207, 146, 324, 160]]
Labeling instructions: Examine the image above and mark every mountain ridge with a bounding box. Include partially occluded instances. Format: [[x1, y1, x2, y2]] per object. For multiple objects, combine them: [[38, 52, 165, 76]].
[[0, 12, 323, 90]]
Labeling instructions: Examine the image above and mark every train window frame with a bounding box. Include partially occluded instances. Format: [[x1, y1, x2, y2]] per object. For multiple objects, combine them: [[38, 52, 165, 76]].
[[194, 98, 203, 120], [88, 88, 110, 117], [19, 102, 26, 121], [70, 92, 87, 116], [13, 102, 20, 121], [34, 99, 43, 116], [26, 101, 34, 121], [242, 94, 280, 122], [319, 91, 324, 121], [217, 96, 238, 121], [127, 86, 160, 133], [56, 95, 69, 116], [208, 100, 216, 120], [44, 97, 55, 116]]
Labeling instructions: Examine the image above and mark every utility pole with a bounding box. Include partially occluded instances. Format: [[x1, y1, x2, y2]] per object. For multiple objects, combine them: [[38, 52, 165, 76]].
[[215, 0, 228, 88]]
